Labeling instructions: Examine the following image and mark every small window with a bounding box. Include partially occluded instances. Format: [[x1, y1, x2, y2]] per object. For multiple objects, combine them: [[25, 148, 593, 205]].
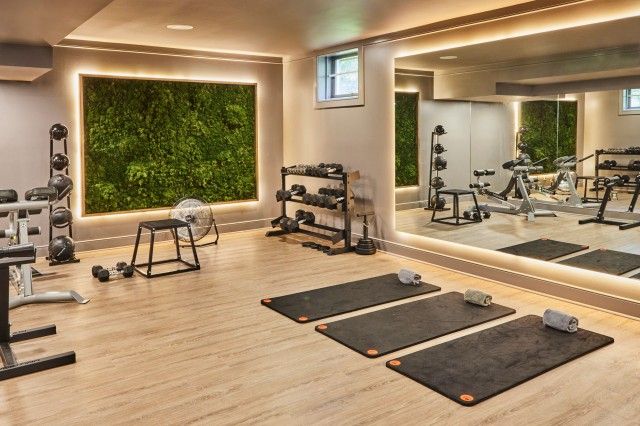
[[316, 48, 364, 108], [620, 88, 640, 115]]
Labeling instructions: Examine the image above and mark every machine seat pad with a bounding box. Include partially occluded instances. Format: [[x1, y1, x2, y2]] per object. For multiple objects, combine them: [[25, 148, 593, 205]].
[[0, 189, 18, 204], [25, 187, 57, 202]]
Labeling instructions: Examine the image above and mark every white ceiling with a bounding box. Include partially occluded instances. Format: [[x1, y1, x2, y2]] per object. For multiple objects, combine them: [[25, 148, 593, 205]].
[[65, 0, 531, 57], [395, 16, 640, 72], [0, 0, 112, 46]]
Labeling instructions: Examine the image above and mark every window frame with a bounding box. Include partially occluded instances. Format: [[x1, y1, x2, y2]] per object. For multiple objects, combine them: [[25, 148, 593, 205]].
[[619, 88, 640, 115], [315, 47, 364, 109]]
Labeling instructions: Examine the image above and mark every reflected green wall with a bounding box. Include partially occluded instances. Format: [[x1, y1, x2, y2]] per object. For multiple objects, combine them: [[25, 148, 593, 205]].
[[395, 92, 419, 187], [520, 100, 577, 173]]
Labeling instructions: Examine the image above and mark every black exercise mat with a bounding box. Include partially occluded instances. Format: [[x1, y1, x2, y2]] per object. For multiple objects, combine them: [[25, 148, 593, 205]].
[[559, 248, 640, 275], [387, 315, 614, 406], [497, 238, 588, 261], [315, 292, 515, 357], [261, 273, 440, 323]]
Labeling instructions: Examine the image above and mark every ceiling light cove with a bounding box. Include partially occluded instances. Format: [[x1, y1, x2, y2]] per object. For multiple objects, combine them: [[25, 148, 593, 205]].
[[166, 24, 194, 31], [439, 55, 458, 60]]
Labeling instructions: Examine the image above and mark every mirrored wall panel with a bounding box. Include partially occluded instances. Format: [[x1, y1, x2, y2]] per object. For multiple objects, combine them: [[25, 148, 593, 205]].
[[394, 24, 640, 277]]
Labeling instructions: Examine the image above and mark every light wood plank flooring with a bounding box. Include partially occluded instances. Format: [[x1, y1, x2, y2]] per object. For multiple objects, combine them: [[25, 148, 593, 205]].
[[1, 229, 638, 425], [396, 193, 640, 277]]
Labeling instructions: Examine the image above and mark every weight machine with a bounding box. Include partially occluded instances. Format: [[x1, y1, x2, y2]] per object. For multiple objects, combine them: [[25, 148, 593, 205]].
[[0, 243, 76, 380], [0, 188, 88, 309], [471, 158, 556, 221], [537, 154, 595, 208], [579, 175, 640, 230]]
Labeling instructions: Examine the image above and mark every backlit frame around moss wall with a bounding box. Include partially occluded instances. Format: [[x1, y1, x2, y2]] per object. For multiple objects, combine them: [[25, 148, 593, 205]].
[[80, 75, 258, 216]]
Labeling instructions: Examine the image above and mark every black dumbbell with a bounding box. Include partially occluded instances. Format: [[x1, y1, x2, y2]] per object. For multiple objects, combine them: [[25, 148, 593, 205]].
[[319, 188, 346, 209], [285, 210, 315, 232], [276, 184, 306, 202], [314, 163, 344, 176], [91, 261, 134, 282]]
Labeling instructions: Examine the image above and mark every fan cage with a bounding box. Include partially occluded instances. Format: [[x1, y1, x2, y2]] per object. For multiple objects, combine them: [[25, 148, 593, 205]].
[[170, 198, 214, 242]]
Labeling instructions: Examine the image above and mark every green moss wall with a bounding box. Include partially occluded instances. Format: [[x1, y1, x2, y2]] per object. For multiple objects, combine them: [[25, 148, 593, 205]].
[[82, 76, 257, 214], [395, 92, 419, 187], [520, 100, 577, 173]]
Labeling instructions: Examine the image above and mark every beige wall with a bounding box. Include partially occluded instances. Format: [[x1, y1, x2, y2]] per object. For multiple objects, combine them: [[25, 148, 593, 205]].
[[0, 46, 283, 252], [583, 90, 640, 176], [283, 1, 640, 306]]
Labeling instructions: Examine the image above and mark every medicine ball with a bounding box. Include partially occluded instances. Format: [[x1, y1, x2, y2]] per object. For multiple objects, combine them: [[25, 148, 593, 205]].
[[430, 195, 446, 209], [430, 176, 445, 189], [434, 125, 446, 135], [434, 156, 447, 171], [47, 174, 73, 200], [50, 153, 69, 171], [48, 235, 75, 263], [433, 143, 446, 154], [49, 123, 68, 141], [50, 206, 73, 228]]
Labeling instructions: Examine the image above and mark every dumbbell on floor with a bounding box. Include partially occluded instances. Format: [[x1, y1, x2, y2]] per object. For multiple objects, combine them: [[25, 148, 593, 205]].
[[91, 261, 134, 282], [276, 184, 306, 202], [279, 210, 316, 232]]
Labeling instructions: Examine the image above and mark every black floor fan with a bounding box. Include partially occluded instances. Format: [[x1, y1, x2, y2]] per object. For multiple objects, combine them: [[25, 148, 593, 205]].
[[169, 198, 219, 247]]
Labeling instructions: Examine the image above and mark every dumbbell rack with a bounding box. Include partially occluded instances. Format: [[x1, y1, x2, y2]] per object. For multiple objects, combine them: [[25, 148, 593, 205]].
[[266, 168, 360, 255], [48, 130, 78, 266], [594, 149, 640, 196]]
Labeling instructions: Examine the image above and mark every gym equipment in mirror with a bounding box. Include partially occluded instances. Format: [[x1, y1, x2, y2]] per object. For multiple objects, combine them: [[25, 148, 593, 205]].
[[393, 33, 640, 279]]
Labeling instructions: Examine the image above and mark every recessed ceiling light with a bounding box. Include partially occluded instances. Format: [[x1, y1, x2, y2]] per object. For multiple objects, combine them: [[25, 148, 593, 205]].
[[166, 24, 194, 31], [439, 55, 458, 60]]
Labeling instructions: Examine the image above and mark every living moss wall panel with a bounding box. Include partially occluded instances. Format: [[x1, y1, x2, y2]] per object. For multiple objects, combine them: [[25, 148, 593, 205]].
[[395, 92, 419, 187], [82, 76, 257, 214], [520, 101, 577, 173]]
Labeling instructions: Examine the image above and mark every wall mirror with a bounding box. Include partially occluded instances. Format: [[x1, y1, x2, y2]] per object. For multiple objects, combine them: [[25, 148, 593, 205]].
[[393, 17, 640, 278]]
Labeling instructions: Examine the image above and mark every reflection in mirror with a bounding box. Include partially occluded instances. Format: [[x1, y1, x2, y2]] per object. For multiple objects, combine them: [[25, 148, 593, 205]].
[[394, 26, 640, 278]]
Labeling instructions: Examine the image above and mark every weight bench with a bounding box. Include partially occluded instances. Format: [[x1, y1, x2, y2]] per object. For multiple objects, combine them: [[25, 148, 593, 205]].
[[131, 219, 200, 278], [431, 189, 482, 225]]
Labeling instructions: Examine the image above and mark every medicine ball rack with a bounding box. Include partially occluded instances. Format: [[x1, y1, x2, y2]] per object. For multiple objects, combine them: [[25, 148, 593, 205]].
[[266, 166, 360, 255], [425, 125, 450, 212], [48, 124, 78, 266]]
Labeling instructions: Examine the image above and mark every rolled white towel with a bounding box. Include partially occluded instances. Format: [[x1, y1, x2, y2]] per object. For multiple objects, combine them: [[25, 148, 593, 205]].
[[543, 309, 579, 333], [464, 288, 492, 306], [398, 269, 421, 286]]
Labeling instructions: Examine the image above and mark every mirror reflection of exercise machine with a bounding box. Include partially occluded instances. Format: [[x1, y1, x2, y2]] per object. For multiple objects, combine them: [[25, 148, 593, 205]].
[[579, 175, 640, 230], [472, 157, 556, 221], [0, 188, 88, 309], [0, 243, 76, 380], [538, 154, 595, 208]]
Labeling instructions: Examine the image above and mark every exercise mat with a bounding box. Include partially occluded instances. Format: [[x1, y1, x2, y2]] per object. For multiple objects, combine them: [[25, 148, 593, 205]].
[[559, 248, 640, 275], [261, 273, 440, 323], [497, 238, 588, 261], [315, 292, 515, 357], [386, 315, 613, 406]]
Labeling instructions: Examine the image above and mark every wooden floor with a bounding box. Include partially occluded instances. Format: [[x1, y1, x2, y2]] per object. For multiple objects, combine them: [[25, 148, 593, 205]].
[[1, 229, 639, 425], [396, 193, 640, 277]]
